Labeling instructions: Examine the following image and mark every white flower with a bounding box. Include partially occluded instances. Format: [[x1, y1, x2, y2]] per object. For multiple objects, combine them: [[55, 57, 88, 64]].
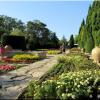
[[67, 93, 72, 97], [66, 88, 68, 92], [77, 85, 80, 88], [72, 95, 75, 99], [76, 78, 79, 81], [74, 83, 77, 86], [80, 81, 84, 85], [62, 93, 65, 97]]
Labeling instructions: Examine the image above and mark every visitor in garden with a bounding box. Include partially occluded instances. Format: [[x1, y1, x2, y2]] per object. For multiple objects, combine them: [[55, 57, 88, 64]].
[[0, 44, 5, 59], [60, 43, 66, 53]]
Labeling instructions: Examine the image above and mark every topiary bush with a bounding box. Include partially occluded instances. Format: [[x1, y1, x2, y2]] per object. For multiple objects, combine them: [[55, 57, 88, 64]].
[[1, 35, 26, 50]]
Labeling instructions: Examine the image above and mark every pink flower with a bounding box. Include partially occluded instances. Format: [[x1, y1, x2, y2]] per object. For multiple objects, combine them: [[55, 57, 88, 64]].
[[0, 65, 16, 71]]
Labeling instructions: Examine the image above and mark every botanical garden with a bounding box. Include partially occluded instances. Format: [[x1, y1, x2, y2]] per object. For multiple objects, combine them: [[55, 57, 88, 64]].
[[0, 1, 100, 100]]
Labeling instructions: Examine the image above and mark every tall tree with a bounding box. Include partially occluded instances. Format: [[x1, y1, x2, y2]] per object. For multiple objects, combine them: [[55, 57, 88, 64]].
[[69, 34, 74, 48], [0, 15, 59, 49], [26, 21, 38, 49], [74, 35, 78, 44], [49, 32, 59, 48], [77, 1, 100, 52], [10, 28, 25, 36], [78, 19, 86, 48], [60, 36, 68, 47]]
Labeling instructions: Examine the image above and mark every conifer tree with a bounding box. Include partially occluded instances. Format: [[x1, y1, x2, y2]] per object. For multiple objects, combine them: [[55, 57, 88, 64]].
[[69, 34, 74, 48], [78, 1, 100, 52]]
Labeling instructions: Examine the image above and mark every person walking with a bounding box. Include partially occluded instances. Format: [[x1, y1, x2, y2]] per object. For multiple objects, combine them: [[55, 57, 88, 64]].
[[0, 44, 5, 59], [60, 43, 66, 53]]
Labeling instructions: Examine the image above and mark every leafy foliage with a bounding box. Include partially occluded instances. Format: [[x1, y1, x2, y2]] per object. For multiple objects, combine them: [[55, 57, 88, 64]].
[[78, 1, 100, 52], [10, 28, 25, 36], [0, 16, 60, 50], [23, 53, 100, 100], [26, 70, 100, 100], [39, 53, 99, 82], [26, 20, 59, 49]]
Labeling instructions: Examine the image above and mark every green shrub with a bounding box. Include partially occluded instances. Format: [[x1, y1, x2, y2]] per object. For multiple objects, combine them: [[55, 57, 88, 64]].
[[39, 54, 99, 82], [58, 54, 100, 71], [26, 70, 100, 99]]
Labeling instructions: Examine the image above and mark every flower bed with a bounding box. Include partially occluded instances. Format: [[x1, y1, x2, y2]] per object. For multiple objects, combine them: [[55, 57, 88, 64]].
[[25, 70, 100, 99], [12, 54, 40, 60], [47, 50, 61, 55], [2, 58, 12, 63], [2, 54, 41, 63], [0, 65, 16, 72], [39, 54, 99, 82], [21, 53, 100, 100], [70, 48, 81, 53]]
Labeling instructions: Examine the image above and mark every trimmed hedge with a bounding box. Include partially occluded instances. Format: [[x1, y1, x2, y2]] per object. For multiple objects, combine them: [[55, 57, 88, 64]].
[[1, 35, 26, 50]]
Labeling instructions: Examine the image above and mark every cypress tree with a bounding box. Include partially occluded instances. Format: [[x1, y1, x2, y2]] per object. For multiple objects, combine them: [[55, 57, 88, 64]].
[[78, 19, 86, 48], [78, 1, 100, 52], [69, 34, 74, 48]]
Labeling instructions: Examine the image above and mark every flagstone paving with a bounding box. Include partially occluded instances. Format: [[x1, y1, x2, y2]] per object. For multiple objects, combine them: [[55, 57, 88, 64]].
[[0, 54, 61, 99]]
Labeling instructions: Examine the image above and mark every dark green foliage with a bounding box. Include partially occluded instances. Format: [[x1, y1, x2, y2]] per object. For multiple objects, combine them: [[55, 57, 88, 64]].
[[26, 20, 60, 50], [78, 1, 100, 52], [48, 32, 60, 48], [0, 15, 25, 38], [1, 35, 26, 50], [69, 34, 74, 48], [60, 36, 68, 48], [78, 19, 86, 48], [84, 31, 94, 53], [74, 35, 78, 44], [0, 15, 59, 50]]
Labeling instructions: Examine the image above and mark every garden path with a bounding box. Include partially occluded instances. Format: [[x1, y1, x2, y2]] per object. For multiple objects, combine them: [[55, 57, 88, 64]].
[[0, 54, 62, 99]]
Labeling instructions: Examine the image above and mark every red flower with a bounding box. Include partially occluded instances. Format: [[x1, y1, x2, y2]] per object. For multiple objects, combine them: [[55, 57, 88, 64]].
[[0, 65, 16, 71]]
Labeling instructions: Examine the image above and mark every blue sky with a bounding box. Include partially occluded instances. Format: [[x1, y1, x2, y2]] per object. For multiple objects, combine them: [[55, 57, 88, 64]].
[[0, 1, 93, 40]]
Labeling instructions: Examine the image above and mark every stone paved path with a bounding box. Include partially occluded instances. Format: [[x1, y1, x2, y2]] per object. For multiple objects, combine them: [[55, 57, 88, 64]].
[[0, 55, 61, 99]]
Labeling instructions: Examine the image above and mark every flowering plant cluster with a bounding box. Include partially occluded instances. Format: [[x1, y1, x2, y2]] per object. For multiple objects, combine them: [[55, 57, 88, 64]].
[[2, 58, 12, 63], [39, 54, 99, 81], [1, 54, 40, 63], [47, 50, 61, 55], [25, 53, 100, 100], [26, 70, 100, 99], [12, 54, 40, 61], [0, 65, 16, 71], [57, 54, 99, 70]]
